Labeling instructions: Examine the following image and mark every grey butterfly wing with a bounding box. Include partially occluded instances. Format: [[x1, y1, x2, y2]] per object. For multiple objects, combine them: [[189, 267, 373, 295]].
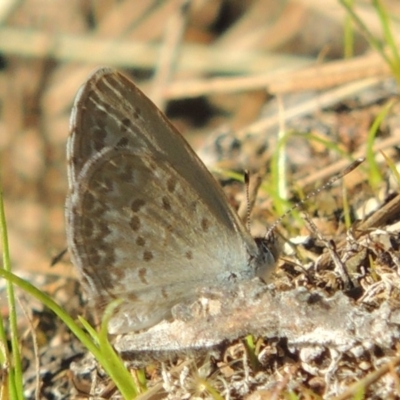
[[66, 68, 264, 333]]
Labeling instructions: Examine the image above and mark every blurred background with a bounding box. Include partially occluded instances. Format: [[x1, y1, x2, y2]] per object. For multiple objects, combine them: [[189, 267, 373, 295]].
[[0, 0, 398, 286]]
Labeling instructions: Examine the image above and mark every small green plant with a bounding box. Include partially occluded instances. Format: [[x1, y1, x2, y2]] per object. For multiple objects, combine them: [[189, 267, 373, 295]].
[[340, 0, 400, 82], [0, 187, 140, 399]]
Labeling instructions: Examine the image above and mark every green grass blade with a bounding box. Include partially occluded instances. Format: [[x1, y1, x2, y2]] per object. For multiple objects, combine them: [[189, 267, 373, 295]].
[[343, 0, 355, 58], [372, 0, 400, 76], [366, 100, 395, 188], [0, 186, 23, 400], [339, 0, 393, 68], [0, 266, 140, 399], [99, 301, 139, 398]]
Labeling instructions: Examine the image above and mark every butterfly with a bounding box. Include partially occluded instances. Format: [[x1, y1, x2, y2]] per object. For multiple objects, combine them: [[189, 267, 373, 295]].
[[65, 67, 279, 334]]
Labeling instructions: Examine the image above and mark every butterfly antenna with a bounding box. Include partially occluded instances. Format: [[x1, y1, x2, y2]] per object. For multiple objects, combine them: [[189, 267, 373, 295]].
[[244, 170, 252, 233], [265, 157, 365, 239]]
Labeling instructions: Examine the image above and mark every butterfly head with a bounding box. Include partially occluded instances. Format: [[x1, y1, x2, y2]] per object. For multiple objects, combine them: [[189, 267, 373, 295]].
[[252, 232, 281, 282]]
